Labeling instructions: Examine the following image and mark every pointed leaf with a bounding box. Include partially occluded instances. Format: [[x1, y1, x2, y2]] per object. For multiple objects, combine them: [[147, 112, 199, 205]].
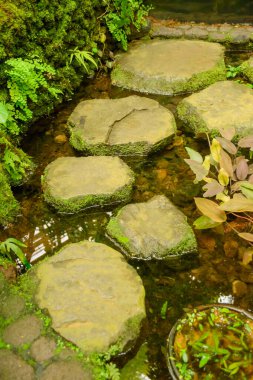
[[210, 138, 221, 162], [238, 136, 253, 148], [220, 197, 253, 212], [184, 159, 208, 182], [194, 197, 227, 222], [216, 137, 237, 155], [194, 215, 222, 229], [185, 147, 203, 163], [238, 233, 253, 242], [202, 155, 211, 171], [236, 157, 248, 180], [240, 182, 253, 200], [220, 149, 234, 178], [218, 168, 229, 186], [219, 127, 236, 141], [203, 180, 224, 197], [199, 354, 211, 368]]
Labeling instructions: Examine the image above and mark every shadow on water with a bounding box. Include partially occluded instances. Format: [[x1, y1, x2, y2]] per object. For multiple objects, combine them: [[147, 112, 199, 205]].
[[3, 46, 253, 378], [149, 0, 253, 23]]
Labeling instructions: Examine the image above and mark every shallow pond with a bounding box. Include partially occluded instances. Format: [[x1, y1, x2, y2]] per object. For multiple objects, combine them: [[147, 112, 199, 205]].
[[3, 47, 253, 378], [150, 0, 253, 23]]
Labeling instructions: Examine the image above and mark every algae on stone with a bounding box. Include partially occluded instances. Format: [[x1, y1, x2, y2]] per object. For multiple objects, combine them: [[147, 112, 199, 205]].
[[111, 39, 226, 95], [0, 168, 20, 226], [34, 240, 146, 354], [241, 56, 253, 83], [68, 95, 176, 156], [106, 195, 198, 260], [42, 156, 135, 213], [177, 80, 253, 138]]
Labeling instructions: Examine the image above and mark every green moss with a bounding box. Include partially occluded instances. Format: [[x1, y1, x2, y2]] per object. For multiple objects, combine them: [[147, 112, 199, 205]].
[[0, 167, 20, 226], [111, 58, 226, 95], [241, 59, 253, 83], [106, 217, 131, 250]]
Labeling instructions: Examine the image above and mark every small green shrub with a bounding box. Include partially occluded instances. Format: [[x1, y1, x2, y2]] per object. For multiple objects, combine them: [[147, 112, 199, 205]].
[[103, 0, 152, 51]]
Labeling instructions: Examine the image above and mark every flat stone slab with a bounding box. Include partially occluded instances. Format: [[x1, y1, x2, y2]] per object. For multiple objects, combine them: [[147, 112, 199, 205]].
[[106, 195, 197, 260], [111, 39, 226, 95], [42, 156, 135, 213], [3, 315, 42, 347], [241, 56, 253, 83], [35, 240, 146, 354], [0, 349, 35, 380], [68, 95, 176, 155], [39, 361, 92, 380], [177, 81, 253, 138]]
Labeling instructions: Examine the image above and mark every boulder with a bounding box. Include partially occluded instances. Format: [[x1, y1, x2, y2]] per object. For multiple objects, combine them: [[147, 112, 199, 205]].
[[42, 156, 135, 213], [35, 240, 146, 354], [68, 95, 176, 155], [111, 39, 226, 95]]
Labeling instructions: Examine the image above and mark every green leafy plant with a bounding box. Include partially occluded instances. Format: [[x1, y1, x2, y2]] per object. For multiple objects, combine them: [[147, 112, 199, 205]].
[[226, 65, 242, 79], [0, 238, 31, 269], [103, 0, 152, 51], [1, 58, 62, 136], [184, 129, 253, 244], [170, 307, 253, 379], [69, 48, 98, 73]]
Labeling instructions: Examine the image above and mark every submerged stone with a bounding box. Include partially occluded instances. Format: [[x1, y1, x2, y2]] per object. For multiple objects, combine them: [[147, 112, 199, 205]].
[[111, 39, 226, 95], [241, 56, 253, 83], [177, 81, 253, 138], [68, 95, 176, 156], [106, 195, 197, 261], [35, 240, 146, 354], [42, 156, 135, 213]]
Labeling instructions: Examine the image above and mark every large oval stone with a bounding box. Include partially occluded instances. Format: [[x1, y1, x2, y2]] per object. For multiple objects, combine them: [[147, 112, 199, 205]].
[[42, 156, 135, 213], [68, 95, 176, 155], [177, 81, 253, 138], [111, 39, 226, 95], [35, 241, 146, 354], [106, 195, 197, 261]]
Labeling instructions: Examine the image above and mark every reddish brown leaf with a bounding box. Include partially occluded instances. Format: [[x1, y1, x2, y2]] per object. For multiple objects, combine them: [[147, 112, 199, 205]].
[[219, 127, 236, 141], [249, 174, 253, 184], [238, 136, 253, 148], [203, 180, 224, 197], [216, 137, 237, 155], [236, 157, 249, 180], [194, 197, 227, 222]]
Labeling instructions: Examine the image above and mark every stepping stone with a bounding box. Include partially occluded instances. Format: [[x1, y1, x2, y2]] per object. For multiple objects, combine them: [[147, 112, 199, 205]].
[[68, 95, 176, 156], [39, 360, 92, 380], [106, 195, 197, 261], [35, 240, 146, 354], [111, 39, 226, 95], [0, 349, 35, 380], [3, 315, 42, 347], [30, 337, 57, 362], [177, 81, 253, 138], [241, 56, 253, 82], [42, 156, 135, 213]]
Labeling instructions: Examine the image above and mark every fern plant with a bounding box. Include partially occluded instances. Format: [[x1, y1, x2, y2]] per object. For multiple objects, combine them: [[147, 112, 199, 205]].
[[103, 0, 152, 51], [69, 48, 98, 73]]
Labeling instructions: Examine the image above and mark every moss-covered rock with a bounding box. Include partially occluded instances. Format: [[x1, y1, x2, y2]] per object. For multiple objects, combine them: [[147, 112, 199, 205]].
[[106, 195, 198, 262], [241, 56, 253, 83], [0, 167, 20, 226], [111, 39, 226, 95], [42, 156, 135, 213]]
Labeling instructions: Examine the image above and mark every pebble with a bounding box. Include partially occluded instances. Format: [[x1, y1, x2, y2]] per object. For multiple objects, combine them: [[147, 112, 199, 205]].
[[54, 134, 67, 144]]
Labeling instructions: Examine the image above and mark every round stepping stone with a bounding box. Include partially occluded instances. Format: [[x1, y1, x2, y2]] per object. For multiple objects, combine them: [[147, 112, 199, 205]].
[[177, 81, 253, 138], [0, 349, 35, 380], [0, 294, 25, 319], [111, 39, 226, 95], [30, 336, 57, 362], [106, 195, 197, 261], [68, 95, 176, 155], [241, 56, 253, 83], [39, 360, 92, 380], [35, 240, 146, 354], [42, 156, 135, 213], [3, 315, 42, 347]]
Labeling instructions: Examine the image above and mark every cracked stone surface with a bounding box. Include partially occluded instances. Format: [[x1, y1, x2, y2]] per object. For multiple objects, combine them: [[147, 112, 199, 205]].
[[177, 80, 253, 138], [42, 156, 135, 213], [0, 350, 35, 380], [111, 39, 226, 95], [68, 95, 176, 155], [35, 240, 146, 354], [106, 195, 198, 261]]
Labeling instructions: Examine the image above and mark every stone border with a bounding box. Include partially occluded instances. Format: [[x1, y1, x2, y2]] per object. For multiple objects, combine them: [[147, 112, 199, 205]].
[[150, 19, 253, 44]]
